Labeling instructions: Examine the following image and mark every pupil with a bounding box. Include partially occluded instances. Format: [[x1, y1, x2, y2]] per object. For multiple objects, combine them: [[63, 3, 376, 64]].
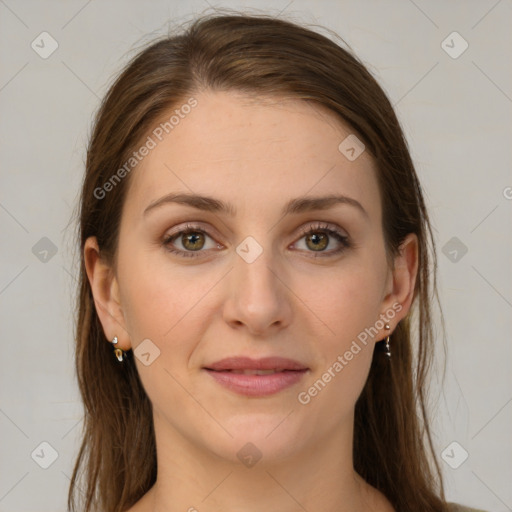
[[185, 233, 203, 250], [308, 232, 327, 251]]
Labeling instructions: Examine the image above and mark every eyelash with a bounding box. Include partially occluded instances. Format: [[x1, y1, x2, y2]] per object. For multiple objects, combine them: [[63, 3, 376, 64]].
[[161, 222, 351, 259]]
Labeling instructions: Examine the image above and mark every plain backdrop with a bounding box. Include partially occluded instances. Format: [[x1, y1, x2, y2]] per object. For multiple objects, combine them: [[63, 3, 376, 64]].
[[0, 1, 511, 511]]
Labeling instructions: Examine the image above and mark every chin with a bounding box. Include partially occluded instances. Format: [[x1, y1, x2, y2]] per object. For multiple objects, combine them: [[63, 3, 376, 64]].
[[211, 411, 310, 465]]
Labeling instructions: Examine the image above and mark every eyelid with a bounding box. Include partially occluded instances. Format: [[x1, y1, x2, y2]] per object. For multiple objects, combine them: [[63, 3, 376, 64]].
[[295, 221, 347, 239], [164, 222, 220, 241]]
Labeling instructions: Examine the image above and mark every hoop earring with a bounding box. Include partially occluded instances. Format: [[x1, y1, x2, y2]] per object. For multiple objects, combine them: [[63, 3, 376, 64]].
[[384, 323, 391, 358], [111, 336, 126, 362]]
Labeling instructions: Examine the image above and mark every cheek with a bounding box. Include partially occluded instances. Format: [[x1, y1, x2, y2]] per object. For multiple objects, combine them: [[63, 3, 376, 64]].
[[116, 240, 174, 340], [299, 345, 374, 429], [117, 244, 220, 347], [312, 254, 388, 403], [295, 269, 380, 417], [301, 261, 386, 344]]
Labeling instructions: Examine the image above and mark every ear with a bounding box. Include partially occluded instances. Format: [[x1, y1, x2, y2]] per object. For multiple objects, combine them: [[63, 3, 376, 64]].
[[377, 232, 419, 339], [83, 236, 131, 351]]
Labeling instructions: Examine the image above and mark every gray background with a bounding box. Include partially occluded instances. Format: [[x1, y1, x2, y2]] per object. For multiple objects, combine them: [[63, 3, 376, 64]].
[[0, 1, 511, 511]]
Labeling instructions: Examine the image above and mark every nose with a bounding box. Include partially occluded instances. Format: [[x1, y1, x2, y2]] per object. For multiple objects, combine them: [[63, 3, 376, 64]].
[[223, 242, 292, 336]]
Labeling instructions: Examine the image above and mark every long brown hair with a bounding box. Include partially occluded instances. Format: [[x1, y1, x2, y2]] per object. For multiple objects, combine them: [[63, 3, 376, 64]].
[[69, 10, 448, 512]]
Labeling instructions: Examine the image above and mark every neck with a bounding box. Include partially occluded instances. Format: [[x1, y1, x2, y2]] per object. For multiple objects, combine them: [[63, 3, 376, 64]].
[[143, 409, 387, 512]]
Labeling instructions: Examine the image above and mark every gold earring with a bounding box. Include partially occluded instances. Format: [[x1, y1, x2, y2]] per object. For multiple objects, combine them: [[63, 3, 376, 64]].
[[111, 336, 125, 362]]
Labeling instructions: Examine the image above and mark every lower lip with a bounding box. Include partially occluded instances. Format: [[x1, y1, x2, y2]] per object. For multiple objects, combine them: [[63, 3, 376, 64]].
[[204, 369, 308, 397]]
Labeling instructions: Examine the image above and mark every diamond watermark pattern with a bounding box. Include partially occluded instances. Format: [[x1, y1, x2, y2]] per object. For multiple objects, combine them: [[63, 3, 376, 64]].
[[32, 236, 58, 263], [31, 31, 59, 59], [236, 236, 263, 264], [31, 441, 59, 469], [441, 441, 469, 469], [442, 236, 468, 263], [338, 134, 365, 161], [237, 442, 263, 468], [134, 338, 161, 366], [441, 31, 469, 59]]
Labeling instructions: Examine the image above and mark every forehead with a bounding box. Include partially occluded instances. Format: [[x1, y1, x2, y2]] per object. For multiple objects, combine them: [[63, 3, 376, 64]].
[[123, 90, 381, 223]]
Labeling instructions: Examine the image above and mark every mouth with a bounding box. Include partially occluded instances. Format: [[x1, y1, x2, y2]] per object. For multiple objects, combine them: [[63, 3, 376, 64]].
[[204, 356, 308, 372], [203, 357, 309, 397], [210, 369, 294, 375]]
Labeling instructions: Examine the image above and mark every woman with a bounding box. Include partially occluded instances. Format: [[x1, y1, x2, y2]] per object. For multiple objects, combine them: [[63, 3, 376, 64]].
[[68, 11, 486, 512]]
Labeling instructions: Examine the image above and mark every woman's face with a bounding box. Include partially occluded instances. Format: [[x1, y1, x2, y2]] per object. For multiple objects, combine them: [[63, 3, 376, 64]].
[[87, 90, 416, 465]]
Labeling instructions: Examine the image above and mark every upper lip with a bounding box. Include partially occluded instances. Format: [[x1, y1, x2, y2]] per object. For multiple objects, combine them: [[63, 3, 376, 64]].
[[204, 356, 308, 371]]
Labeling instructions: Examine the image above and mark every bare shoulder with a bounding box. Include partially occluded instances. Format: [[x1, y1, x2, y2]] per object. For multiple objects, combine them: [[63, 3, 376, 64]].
[[447, 502, 489, 512], [368, 496, 487, 512]]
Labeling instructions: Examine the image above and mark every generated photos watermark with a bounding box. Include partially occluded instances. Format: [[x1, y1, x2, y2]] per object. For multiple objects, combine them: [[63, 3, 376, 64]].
[[93, 97, 198, 200], [297, 302, 403, 405]]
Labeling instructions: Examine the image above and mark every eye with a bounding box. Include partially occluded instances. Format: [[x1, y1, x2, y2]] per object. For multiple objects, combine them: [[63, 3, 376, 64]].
[[162, 223, 220, 258], [162, 222, 351, 259], [293, 222, 351, 258]]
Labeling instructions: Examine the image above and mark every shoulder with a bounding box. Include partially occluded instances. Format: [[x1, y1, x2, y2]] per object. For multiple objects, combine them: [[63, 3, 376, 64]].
[[446, 502, 489, 512]]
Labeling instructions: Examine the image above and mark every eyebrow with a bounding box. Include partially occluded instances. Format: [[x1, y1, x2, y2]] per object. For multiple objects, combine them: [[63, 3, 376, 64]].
[[143, 192, 369, 220]]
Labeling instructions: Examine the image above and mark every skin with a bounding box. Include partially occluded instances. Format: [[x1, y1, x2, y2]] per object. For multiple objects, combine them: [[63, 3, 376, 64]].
[[84, 90, 418, 512]]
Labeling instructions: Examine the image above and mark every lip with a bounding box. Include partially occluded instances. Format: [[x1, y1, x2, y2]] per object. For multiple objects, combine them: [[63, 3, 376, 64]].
[[205, 356, 308, 371], [203, 357, 309, 397]]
